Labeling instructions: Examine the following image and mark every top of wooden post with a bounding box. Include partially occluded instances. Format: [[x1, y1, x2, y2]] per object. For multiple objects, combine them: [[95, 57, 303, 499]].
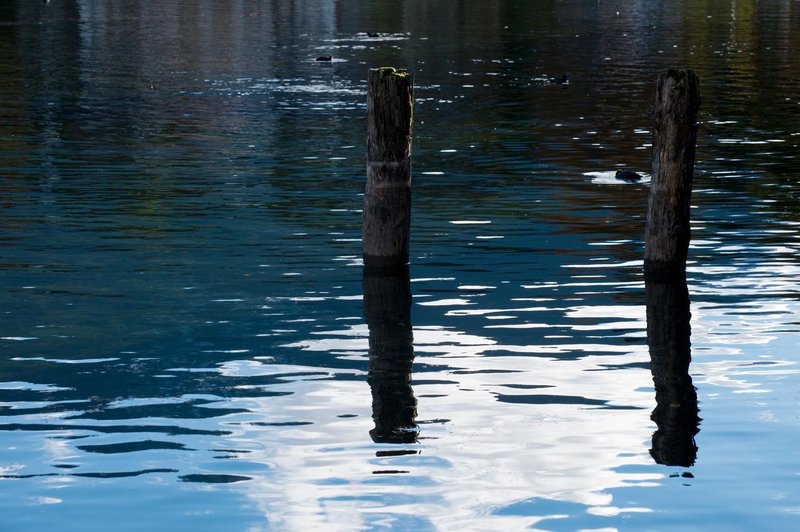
[[371, 66, 411, 79], [654, 69, 701, 143], [366, 67, 414, 168]]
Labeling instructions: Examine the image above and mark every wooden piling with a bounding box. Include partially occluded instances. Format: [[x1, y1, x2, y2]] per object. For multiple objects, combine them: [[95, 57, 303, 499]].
[[363, 67, 414, 273], [645, 69, 701, 278]]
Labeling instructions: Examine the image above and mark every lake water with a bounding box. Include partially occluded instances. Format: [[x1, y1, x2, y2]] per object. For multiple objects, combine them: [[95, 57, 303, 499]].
[[2, 1, 799, 530]]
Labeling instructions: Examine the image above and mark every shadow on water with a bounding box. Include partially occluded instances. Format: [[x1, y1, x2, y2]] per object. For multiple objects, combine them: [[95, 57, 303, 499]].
[[646, 275, 700, 467], [363, 266, 418, 445]]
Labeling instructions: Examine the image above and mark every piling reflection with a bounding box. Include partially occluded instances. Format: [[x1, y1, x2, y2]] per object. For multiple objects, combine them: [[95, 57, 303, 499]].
[[646, 275, 700, 467], [363, 266, 418, 444]]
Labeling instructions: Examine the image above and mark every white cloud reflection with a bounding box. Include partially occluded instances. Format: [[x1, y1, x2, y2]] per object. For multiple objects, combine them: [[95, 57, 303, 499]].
[[217, 260, 800, 530], [222, 310, 659, 530]]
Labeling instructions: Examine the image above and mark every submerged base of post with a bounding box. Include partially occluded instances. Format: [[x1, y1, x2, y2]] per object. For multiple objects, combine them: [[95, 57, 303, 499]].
[[644, 259, 688, 281], [363, 252, 410, 276], [362, 178, 411, 274]]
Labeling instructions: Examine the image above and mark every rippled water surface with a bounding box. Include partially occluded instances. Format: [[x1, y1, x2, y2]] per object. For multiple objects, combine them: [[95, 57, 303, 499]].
[[2, 1, 800, 530]]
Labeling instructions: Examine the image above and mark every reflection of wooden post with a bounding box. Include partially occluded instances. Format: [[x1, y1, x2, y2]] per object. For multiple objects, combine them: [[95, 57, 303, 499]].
[[645, 69, 701, 278], [646, 275, 700, 467], [364, 265, 417, 444], [363, 67, 414, 272]]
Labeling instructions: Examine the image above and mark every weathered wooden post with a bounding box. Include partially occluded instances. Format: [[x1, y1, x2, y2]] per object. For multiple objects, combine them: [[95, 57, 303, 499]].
[[645, 69, 701, 278], [646, 276, 699, 467], [363, 67, 414, 272]]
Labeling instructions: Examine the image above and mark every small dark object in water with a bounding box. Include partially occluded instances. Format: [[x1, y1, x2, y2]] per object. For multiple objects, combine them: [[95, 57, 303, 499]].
[[615, 170, 643, 182], [367, 32, 380, 38], [316, 56, 332, 62], [549, 74, 570, 86]]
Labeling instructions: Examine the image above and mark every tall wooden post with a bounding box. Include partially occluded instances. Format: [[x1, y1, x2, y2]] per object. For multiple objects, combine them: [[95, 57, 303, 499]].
[[363, 67, 414, 273], [645, 69, 701, 278]]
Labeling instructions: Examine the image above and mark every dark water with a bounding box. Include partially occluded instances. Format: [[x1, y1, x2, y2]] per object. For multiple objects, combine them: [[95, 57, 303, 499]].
[[2, 1, 799, 530]]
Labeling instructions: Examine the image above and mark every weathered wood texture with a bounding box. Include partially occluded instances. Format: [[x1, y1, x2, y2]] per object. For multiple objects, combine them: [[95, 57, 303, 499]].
[[364, 266, 417, 444], [646, 276, 699, 467], [363, 67, 414, 272], [645, 69, 701, 278]]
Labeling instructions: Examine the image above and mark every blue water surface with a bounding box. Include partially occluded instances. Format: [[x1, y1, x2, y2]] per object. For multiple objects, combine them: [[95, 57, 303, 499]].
[[1, 1, 799, 530]]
